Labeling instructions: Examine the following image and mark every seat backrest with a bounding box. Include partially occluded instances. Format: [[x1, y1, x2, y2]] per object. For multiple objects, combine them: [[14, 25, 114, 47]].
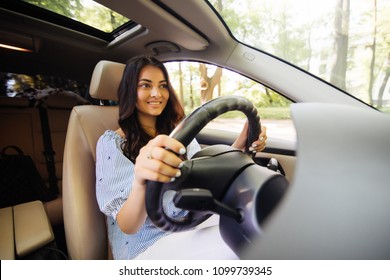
[[62, 60, 125, 259], [0, 93, 87, 226]]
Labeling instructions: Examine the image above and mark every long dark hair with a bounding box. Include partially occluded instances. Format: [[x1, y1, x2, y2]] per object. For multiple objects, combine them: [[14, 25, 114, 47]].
[[117, 55, 185, 162]]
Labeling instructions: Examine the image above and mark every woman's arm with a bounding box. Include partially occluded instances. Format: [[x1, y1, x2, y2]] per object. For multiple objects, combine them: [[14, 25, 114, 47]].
[[116, 135, 186, 234], [116, 181, 148, 234]]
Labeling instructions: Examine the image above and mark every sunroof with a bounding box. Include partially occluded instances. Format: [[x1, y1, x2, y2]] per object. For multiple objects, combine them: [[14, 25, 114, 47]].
[[22, 0, 130, 33], [1, 0, 135, 41]]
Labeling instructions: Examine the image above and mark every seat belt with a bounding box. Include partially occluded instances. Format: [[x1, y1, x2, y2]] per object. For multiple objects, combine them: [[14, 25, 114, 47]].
[[38, 106, 59, 197]]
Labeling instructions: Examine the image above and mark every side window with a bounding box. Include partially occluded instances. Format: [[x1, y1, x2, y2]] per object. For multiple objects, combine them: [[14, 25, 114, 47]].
[[1, 72, 89, 100], [165, 62, 296, 142]]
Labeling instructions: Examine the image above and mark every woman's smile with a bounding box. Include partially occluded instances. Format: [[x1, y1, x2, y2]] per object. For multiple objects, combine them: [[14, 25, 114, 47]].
[[147, 101, 163, 106]]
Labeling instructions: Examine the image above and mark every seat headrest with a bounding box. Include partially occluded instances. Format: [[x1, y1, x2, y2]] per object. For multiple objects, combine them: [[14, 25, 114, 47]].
[[89, 60, 125, 101]]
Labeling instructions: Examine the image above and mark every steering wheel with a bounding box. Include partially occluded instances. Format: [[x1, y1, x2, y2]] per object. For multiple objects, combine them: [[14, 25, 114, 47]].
[[145, 96, 288, 252]]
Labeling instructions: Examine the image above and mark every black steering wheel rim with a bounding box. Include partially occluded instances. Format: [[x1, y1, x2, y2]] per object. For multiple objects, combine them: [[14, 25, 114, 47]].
[[145, 95, 261, 232]]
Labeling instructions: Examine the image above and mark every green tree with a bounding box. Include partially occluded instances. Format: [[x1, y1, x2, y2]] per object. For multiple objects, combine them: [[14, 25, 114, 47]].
[[330, 0, 350, 91], [374, 3, 390, 108], [368, 0, 378, 105], [25, 0, 81, 18], [199, 64, 222, 104], [24, 0, 128, 32]]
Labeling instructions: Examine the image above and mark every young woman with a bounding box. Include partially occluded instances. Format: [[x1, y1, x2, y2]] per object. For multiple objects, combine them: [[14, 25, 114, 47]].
[[95, 55, 267, 259]]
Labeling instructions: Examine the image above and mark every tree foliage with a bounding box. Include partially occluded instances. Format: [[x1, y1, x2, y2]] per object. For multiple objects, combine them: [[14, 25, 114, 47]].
[[23, 0, 128, 32], [209, 0, 390, 110]]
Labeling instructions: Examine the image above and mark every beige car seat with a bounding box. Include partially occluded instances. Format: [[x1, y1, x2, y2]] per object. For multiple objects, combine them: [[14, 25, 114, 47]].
[[62, 60, 125, 259]]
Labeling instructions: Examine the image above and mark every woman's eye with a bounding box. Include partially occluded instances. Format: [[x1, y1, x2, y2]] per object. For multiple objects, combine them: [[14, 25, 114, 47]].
[[159, 84, 168, 89], [138, 83, 150, 88]]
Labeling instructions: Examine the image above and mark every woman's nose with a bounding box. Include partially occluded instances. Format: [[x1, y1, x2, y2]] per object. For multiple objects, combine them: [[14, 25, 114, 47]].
[[150, 86, 161, 97]]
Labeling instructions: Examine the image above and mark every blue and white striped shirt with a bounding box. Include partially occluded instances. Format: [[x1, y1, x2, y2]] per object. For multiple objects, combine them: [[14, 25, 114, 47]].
[[95, 130, 201, 259]]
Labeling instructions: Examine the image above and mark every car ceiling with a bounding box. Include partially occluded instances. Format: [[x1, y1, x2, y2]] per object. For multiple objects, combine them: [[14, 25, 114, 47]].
[[0, 0, 236, 84]]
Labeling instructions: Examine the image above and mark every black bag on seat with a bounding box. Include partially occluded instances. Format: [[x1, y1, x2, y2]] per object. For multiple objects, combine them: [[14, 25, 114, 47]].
[[0, 145, 57, 208]]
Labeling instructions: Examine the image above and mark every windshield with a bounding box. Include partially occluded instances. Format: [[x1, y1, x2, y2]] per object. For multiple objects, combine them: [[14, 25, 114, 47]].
[[208, 0, 390, 113]]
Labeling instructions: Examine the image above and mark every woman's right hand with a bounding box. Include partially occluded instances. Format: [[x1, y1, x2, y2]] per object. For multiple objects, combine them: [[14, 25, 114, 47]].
[[134, 135, 186, 186], [117, 135, 185, 234]]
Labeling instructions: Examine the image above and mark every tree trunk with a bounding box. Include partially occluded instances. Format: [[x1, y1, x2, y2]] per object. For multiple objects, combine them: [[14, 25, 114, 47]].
[[189, 66, 194, 110], [110, 11, 116, 26], [329, 0, 350, 91], [368, 0, 377, 105], [199, 63, 222, 104], [216, 0, 223, 12], [265, 88, 273, 104], [377, 52, 390, 108], [178, 62, 184, 106], [218, 79, 221, 97]]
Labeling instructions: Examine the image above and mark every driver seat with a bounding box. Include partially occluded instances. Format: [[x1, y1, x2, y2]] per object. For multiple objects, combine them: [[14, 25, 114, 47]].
[[62, 60, 125, 259]]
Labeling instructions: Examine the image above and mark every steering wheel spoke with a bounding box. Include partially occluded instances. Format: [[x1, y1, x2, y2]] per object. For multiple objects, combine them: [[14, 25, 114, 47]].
[[173, 188, 243, 222]]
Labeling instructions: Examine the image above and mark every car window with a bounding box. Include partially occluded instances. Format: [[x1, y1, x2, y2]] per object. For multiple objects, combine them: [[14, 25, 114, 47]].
[[21, 0, 130, 33], [164, 61, 296, 141], [5, 0, 136, 42], [0, 72, 89, 100], [207, 0, 390, 114]]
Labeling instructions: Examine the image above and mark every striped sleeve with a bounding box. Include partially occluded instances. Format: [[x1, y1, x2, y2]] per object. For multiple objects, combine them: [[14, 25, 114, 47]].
[[95, 131, 134, 220]]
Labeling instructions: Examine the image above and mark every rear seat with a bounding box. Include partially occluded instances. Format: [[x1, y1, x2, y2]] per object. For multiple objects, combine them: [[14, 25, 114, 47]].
[[0, 92, 89, 226]]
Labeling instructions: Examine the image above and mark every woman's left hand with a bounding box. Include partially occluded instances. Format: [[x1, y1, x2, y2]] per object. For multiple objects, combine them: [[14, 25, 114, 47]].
[[248, 125, 267, 153], [232, 121, 267, 153]]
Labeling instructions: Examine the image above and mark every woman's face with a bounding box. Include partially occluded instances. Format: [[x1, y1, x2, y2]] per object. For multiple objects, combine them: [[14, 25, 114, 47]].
[[136, 65, 170, 121]]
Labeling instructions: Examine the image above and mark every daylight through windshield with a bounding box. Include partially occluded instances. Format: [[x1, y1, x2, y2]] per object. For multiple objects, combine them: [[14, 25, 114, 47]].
[[209, 0, 390, 113]]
